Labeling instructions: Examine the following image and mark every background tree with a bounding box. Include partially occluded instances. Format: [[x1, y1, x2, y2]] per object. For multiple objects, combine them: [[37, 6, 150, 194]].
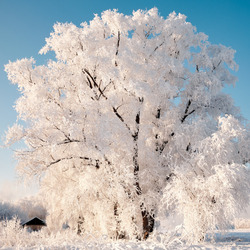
[[5, 8, 250, 242], [0, 198, 46, 223]]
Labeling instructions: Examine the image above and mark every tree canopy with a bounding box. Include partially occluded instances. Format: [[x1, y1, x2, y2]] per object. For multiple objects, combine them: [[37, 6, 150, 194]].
[[5, 8, 250, 243]]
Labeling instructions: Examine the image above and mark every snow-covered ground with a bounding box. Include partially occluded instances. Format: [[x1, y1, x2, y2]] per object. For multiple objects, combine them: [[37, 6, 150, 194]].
[[201, 230, 250, 249], [1, 228, 250, 249], [58, 230, 250, 249]]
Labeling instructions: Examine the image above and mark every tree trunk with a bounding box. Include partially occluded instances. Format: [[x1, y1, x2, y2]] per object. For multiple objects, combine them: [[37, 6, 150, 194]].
[[142, 210, 155, 239], [114, 202, 126, 239], [77, 216, 84, 235], [133, 111, 155, 239]]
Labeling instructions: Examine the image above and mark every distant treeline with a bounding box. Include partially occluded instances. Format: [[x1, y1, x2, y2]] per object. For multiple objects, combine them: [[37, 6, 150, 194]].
[[0, 198, 46, 223]]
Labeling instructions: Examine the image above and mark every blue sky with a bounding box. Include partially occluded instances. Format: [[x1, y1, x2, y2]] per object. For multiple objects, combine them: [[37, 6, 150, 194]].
[[0, 0, 249, 193]]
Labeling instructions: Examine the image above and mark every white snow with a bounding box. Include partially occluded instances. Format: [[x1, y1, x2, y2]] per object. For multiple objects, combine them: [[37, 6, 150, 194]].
[[1, 218, 250, 249]]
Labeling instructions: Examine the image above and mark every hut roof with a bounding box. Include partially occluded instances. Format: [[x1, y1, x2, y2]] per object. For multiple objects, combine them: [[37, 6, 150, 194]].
[[22, 217, 46, 226]]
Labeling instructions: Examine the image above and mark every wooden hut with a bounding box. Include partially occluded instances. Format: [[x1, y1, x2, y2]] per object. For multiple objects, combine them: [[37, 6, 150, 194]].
[[22, 217, 46, 231]]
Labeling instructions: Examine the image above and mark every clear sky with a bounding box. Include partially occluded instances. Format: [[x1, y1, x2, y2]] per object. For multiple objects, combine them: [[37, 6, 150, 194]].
[[0, 0, 249, 196]]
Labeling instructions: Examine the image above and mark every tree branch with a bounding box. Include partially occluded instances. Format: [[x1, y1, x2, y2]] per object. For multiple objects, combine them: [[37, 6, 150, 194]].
[[116, 31, 120, 56], [57, 139, 81, 145], [83, 68, 108, 100], [47, 156, 100, 169], [115, 31, 121, 67], [181, 100, 195, 123], [112, 106, 131, 132]]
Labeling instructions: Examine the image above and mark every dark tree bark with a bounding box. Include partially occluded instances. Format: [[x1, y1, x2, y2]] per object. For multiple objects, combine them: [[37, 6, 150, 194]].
[[132, 110, 155, 240]]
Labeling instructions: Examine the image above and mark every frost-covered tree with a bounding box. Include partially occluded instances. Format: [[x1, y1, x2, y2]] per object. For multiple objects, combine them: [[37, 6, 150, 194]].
[[4, 8, 250, 242]]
